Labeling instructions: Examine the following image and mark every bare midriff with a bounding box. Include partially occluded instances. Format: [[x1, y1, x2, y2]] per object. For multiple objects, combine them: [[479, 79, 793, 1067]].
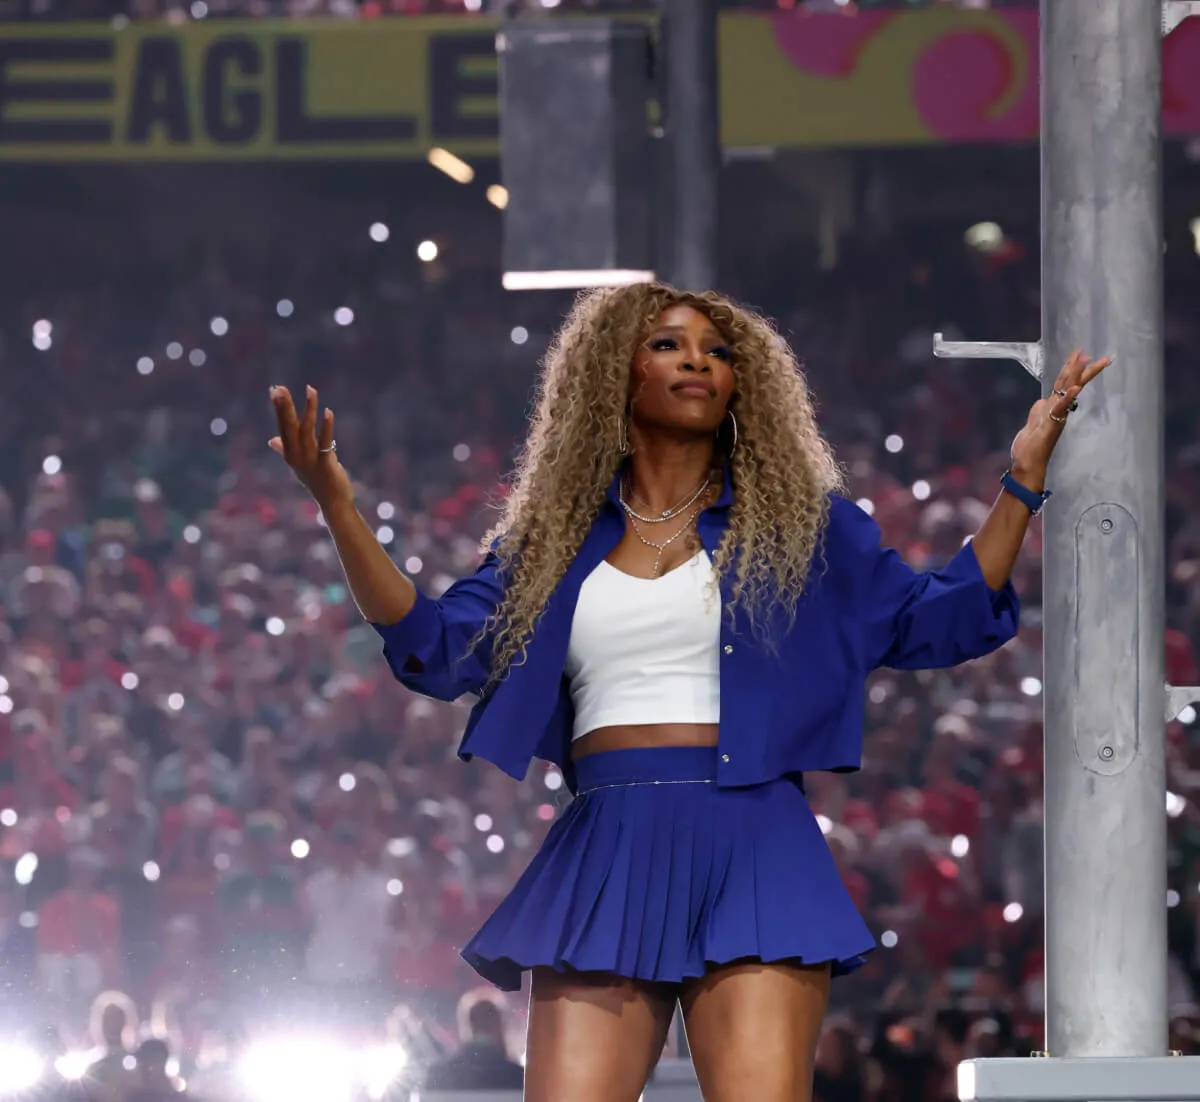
[[572, 722, 719, 760]]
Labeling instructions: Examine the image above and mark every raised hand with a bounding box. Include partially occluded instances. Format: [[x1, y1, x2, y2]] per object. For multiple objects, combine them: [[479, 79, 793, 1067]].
[[1010, 349, 1111, 480], [268, 385, 354, 511]]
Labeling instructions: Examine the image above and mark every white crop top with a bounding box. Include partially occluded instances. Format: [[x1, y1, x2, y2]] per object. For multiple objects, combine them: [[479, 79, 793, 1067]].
[[564, 550, 721, 742]]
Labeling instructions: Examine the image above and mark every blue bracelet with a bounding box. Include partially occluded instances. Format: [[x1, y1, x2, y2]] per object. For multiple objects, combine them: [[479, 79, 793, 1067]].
[[1000, 469, 1052, 515]]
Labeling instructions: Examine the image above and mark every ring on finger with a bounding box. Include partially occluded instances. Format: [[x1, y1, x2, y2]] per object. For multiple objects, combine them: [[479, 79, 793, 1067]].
[[1055, 389, 1068, 398], [318, 440, 337, 454], [1048, 411, 1068, 425]]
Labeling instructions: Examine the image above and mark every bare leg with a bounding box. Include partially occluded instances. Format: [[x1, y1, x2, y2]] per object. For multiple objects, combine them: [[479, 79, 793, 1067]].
[[682, 960, 832, 1102], [524, 967, 677, 1102]]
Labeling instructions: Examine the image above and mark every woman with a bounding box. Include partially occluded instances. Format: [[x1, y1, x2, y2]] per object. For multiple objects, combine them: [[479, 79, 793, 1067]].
[[269, 283, 1108, 1102]]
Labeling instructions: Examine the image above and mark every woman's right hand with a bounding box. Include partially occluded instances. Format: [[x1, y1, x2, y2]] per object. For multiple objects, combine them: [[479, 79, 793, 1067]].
[[269, 385, 355, 511]]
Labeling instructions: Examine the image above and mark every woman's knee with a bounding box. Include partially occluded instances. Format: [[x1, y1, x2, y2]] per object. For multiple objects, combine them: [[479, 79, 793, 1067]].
[[524, 967, 676, 1102]]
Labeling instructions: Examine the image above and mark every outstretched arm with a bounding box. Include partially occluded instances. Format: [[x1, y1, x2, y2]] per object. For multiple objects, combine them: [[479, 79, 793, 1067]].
[[972, 349, 1110, 589]]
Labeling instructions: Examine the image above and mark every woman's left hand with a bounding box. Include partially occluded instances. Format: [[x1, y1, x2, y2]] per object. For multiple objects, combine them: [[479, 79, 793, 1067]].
[[1009, 349, 1111, 483]]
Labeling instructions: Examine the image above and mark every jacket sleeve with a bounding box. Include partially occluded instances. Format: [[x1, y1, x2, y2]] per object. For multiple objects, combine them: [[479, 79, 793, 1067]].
[[828, 495, 1020, 671], [368, 553, 503, 701]]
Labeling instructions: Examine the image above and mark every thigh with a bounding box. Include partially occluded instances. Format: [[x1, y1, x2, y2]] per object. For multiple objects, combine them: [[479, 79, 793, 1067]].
[[524, 966, 677, 1102], [681, 960, 831, 1102]]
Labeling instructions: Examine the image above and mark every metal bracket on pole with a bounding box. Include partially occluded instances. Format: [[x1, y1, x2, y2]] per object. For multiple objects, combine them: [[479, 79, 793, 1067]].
[[1166, 684, 1200, 722], [1163, 1, 1200, 36], [932, 334, 1044, 380], [958, 1054, 1200, 1101]]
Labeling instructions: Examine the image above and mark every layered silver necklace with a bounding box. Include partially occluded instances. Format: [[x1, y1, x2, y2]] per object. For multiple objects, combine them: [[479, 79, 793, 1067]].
[[617, 475, 711, 578]]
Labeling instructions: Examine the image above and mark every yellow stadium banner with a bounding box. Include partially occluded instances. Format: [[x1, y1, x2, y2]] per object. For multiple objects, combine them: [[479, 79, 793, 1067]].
[[2, 11, 1198, 160], [0, 17, 500, 160]]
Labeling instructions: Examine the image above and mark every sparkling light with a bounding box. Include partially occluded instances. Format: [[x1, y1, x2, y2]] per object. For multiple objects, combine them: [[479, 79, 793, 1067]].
[[167, 693, 185, 711], [815, 814, 833, 835], [544, 770, 564, 791], [369, 222, 390, 243], [1179, 704, 1197, 725], [182, 525, 201, 544], [376, 502, 395, 520], [191, 0, 208, 16], [486, 185, 509, 210], [143, 860, 161, 882], [537, 804, 554, 821], [42, 455, 62, 475], [0, 809, 15, 827], [210, 316, 229, 336], [334, 307, 355, 327], [376, 526, 395, 545], [387, 878, 404, 896], [210, 418, 228, 436], [1002, 901, 1024, 924], [276, 299, 295, 318], [965, 221, 1004, 252], [14, 853, 38, 886], [121, 672, 139, 690], [339, 772, 357, 793], [166, 342, 183, 360], [291, 839, 310, 859], [884, 434, 904, 454], [266, 617, 285, 636], [1168, 889, 1182, 908], [404, 556, 423, 575], [474, 814, 493, 832], [1167, 791, 1187, 819], [453, 444, 471, 462], [427, 147, 475, 185], [137, 356, 155, 375], [856, 498, 875, 516], [189, 349, 207, 366], [951, 834, 970, 858], [486, 834, 505, 853], [912, 479, 932, 501], [1020, 677, 1043, 697], [510, 326, 529, 345], [881, 929, 899, 948], [416, 240, 439, 263]]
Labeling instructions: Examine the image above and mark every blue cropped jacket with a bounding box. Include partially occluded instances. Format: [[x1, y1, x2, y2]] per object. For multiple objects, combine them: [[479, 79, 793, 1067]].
[[372, 464, 1019, 793]]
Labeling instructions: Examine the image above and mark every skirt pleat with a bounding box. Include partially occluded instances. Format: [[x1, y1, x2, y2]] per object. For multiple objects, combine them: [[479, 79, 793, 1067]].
[[461, 747, 874, 992]]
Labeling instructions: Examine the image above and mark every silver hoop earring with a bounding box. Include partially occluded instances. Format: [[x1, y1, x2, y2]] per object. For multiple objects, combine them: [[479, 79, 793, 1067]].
[[725, 409, 738, 454], [618, 415, 630, 455]]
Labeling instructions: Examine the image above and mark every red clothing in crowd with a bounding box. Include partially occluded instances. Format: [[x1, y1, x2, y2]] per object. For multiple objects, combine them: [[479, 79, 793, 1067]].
[[38, 890, 120, 956]]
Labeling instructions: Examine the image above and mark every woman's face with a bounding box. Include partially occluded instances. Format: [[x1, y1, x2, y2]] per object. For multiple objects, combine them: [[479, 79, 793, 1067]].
[[628, 304, 735, 442]]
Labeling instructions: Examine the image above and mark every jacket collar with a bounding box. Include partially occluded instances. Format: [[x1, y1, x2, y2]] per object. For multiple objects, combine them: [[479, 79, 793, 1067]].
[[604, 457, 734, 514]]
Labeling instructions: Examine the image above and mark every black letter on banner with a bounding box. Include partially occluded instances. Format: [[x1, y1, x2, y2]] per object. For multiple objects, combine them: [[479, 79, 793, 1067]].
[[0, 38, 114, 144], [275, 38, 415, 144], [203, 38, 262, 143], [429, 33, 497, 141], [126, 38, 191, 144]]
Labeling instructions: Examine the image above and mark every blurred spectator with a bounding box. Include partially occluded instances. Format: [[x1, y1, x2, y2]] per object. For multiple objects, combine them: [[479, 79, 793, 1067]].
[[82, 993, 139, 1102], [423, 991, 525, 1092], [301, 821, 393, 1025], [37, 849, 122, 1035], [127, 1037, 186, 1102]]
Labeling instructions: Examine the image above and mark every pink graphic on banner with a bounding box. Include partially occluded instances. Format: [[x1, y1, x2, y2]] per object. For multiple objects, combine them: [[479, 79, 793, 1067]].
[[911, 24, 1038, 141], [768, 11, 894, 79]]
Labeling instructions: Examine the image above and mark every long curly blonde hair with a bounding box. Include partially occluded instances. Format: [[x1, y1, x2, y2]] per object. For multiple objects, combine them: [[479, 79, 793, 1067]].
[[474, 282, 843, 687]]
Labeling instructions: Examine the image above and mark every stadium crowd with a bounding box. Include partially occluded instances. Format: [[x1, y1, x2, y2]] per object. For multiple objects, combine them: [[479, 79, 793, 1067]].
[[0, 152, 1199, 1102]]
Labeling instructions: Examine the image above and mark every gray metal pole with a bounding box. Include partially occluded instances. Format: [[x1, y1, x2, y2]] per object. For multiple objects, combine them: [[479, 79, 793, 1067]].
[[661, 0, 719, 291], [1041, 0, 1167, 1060]]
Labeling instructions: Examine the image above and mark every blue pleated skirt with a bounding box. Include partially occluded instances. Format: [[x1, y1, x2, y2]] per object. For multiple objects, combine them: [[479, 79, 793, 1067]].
[[461, 746, 875, 992]]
